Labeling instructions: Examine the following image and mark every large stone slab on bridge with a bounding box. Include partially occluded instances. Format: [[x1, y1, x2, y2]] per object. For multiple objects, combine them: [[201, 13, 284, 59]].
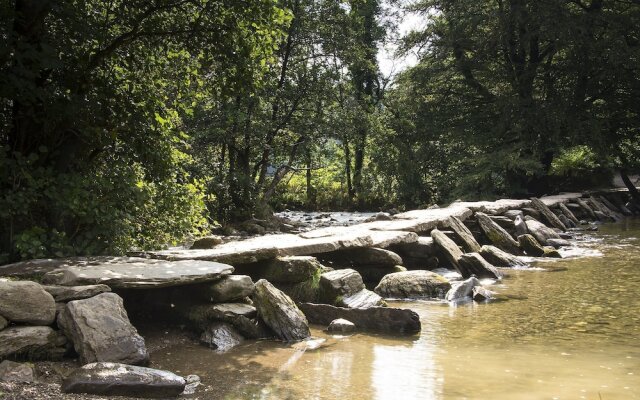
[[36, 257, 233, 289]]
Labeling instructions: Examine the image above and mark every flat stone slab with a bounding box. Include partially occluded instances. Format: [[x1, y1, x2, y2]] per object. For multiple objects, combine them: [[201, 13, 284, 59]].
[[37, 257, 233, 289]]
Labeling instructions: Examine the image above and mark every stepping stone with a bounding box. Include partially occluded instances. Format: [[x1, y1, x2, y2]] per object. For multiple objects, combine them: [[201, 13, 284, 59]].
[[327, 319, 356, 334], [374, 270, 451, 299], [0, 280, 56, 325], [252, 280, 310, 342], [446, 216, 481, 253], [475, 213, 521, 255], [530, 197, 567, 231], [319, 269, 365, 303]]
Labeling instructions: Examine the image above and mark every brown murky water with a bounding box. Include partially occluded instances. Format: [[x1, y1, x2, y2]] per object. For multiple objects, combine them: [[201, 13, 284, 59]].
[[148, 219, 640, 400]]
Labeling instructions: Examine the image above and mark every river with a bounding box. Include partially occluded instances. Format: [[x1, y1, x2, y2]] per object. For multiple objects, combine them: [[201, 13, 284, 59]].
[[147, 218, 640, 400]]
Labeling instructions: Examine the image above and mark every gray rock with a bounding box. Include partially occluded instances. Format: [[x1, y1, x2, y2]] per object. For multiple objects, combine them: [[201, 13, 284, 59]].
[[41, 257, 234, 289], [319, 269, 365, 303], [547, 238, 571, 248], [198, 275, 254, 303], [199, 322, 244, 351], [182, 375, 201, 396], [558, 203, 580, 224], [0, 280, 56, 325], [446, 216, 481, 253], [190, 236, 223, 249], [261, 256, 324, 283], [0, 326, 67, 360], [472, 286, 495, 302], [319, 247, 403, 267], [517, 234, 546, 257], [475, 213, 521, 255], [431, 229, 464, 273], [62, 362, 186, 398], [374, 270, 451, 299], [0, 315, 7, 331], [252, 280, 310, 342], [480, 245, 528, 268], [351, 264, 406, 284], [299, 303, 420, 335], [339, 290, 386, 309], [327, 319, 356, 334], [458, 253, 502, 280], [521, 207, 542, 219], [574, 199, 597, 219], [446, 277, 481, 301], [503, 210, 524, 220], [57, 293, 148, 365], [42, 284, 111, 302], [392, 237, 437, 259], [187, 303, 257, 327], [543, 246, 562, 258], [530, 197, 567, 231], [524, 217, 561, 245], [514, 215, 528, 237], [558, 214, 576, 229], [0, 360, 35, 382]]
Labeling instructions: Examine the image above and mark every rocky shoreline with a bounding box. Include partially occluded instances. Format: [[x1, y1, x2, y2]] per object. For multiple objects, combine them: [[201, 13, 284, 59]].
[[0, 189, 638, 398]]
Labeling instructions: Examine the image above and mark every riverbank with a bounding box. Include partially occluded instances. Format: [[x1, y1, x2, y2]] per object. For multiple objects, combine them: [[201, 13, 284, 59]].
[[0, 189, 638, 398]]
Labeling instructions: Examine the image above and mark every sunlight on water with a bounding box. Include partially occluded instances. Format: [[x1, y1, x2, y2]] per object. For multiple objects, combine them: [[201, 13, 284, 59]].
[[149, 218, 640, 400]]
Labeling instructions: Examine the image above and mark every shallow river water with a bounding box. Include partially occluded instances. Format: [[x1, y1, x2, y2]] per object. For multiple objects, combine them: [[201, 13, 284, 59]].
[[149, 219, 640, 400]]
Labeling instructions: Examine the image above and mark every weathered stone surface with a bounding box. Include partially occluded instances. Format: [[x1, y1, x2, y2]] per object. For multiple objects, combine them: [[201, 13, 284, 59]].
[[480, 245, 527, 268], [530, 197, 567, 231], [187, 303, 257, 327], [319, 269, 365, 302], [543, 247, 562, 258], [41, 257, 234, 289], [252, 280, 310, 341], [472, 286, 495, 302], [521, 207, 542, 219], [351, 264, 406, 284], [190, 236, 223, 249], [475, 213, 521, 255], [339, 290, 386, 309], [558, 214, 575, 229], [514, 215, 528, 237], [445, 277, 481, 302], [62, 362, 186, 398], [0, 360, 35, 382], [0, 281, 56, 325], [558, 203, 580, 224], [446, 216, 481, 253], [431, 229, 464, 272], [0, 326, 67, 360], [574, 199, 597, 219], [524, 217, 561, 245], [261, 257, 324, 283], [392, 237, 437, 258], [319, 247, 403, 267], [198, 275, 254, 302], [372, 205, 473, 233], [547, 238, 571, 248], [299, 303, 420, 335], [199, 322, 244, 351], [503, 210, 524, 220], [327, 319, 356, 334], [458, 253, 502, 280], [598, 195, 622, 214], [57, 293, 148, 365], [0, 315, 7, 331], [42, 284, 111, 302], [517, 234, 546, 257], [374, 270, 451, 299]]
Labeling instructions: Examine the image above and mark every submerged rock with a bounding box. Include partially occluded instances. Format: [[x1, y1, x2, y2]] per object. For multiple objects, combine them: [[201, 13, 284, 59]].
[[0, 326, 67, 360], [472, 286, 495, 302], [543, 246, 562, 258], [199, 322, 244, 351], [517, 234, 546, 257], [327, 318, 356, 334], [62, 362, 186, 398], [338, 290, 386, 309], [252, 280, 310, 342], [524, 217, 561, 246], [0, 280, 56, 325], [57, 293, 149, 365], [475, 213, 521, 255], [458, 253, 502, 280], [299, 303, 421, 335], [374, 270, 451, 299], [547, 238, 571, 248], [445, 277, 481, 302], [0, 360, 35, 382]]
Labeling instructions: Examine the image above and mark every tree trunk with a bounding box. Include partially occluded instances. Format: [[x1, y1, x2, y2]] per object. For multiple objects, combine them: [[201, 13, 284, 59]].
[[620, 169, 640, 205], [344, 138, 354, 200]]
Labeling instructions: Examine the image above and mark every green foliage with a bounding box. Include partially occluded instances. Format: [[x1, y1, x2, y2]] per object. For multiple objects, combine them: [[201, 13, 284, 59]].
[[550, 146, 600, 176]]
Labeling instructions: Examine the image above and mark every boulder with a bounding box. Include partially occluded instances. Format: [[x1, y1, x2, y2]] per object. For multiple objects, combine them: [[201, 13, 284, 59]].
[[546, 238, 571, 248], [299, 303, 420, 335], [488, 216, 516, 231], [503, 210, 524, 220], [197, 275, 254, 303], [574, 199, 597, 219], [458, 253, 502, 280], [339, 290, 386, 309], [62, 362, 186, 398], [42, 284, 111, 302], [199, 322, 244, 351], [446, 216, 481, 253], [186, 303, 257, 327], [480, 245, 528, 268], [475, 212, 521, 255], [530, 198, 567, 231], [521, 207, 542, 219], [41, 257, 234, 289], [0, 326, 67, 360], [57, 293, 149, 365], [445, 277, 481, 302], [319, 269, 365, 303], [318, 247, 403, 268], [524, 217, 561, 245], [543, 247, 562, 258], [430, 229, 464, 273], [391, 237, 437, 259], [0, 280, 56, 325], [514, 215, 528, 236], [261, 256, 324, 283], [374, 270, 451, 299], [327, 319, 356, 334], [558, 214, 576, 229], [0, 360, 35, 382], [472, 286, 495, 302], [0, 316, 7, 331], [351, 264, 406, 284], [190, 236, 223, 249], [252, 280, 310, 341], [558, 203, 580, 224], [517, 234, 546, 257]]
